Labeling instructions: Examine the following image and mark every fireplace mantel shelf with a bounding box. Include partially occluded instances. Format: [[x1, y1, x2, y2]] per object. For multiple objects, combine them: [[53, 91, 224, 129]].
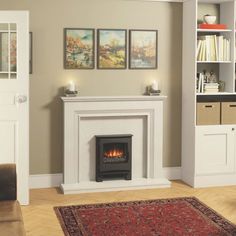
[[61, 95, 167, 102], [61, 95, 170, 194]]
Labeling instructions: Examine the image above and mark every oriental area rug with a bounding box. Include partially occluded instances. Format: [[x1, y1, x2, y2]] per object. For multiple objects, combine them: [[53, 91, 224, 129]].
[[54, 197, 236, 236]]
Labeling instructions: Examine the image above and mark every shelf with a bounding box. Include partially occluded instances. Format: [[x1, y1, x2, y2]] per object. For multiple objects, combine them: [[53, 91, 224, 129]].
[[197, 61, 231, 63], [198, 0, 234, 3], [196, 92, 236, 95], [197, 29, 232, 32]]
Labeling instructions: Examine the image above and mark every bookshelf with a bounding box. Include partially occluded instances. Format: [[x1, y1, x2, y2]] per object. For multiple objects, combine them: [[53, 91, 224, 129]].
[[182, 0, 236, 187]]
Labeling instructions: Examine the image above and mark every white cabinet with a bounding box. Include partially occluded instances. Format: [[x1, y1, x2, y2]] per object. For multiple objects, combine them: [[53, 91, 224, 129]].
[[196, 125, 235, 175]]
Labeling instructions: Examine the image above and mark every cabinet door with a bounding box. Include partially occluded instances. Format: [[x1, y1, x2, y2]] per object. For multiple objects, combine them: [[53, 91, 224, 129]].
[[196, 126, 235, 175]]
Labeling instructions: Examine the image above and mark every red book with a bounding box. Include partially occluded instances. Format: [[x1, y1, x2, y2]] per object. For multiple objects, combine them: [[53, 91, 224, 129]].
[[198, 23, 227, 30]]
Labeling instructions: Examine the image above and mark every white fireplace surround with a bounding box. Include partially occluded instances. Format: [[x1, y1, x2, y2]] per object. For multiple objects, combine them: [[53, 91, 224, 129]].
[[61, 96, 170, 194]]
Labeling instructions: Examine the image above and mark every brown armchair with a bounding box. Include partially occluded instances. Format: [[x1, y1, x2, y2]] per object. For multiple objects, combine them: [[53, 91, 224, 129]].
[[0, 164, 26, 236]]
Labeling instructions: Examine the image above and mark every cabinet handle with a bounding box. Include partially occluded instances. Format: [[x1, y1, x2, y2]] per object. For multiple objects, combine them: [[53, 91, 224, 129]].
[[232, 128, 235, 131], [229, 105, 236, 108], [205, 105, 213, 108]]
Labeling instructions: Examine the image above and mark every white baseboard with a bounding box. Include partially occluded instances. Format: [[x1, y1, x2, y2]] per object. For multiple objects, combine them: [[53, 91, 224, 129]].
[[29, 167, 181, 189], [29, 173, 63, 189]]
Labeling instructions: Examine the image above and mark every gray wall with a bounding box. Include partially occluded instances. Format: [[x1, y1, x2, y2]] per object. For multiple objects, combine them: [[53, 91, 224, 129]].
[[1, 0, 182, 174]]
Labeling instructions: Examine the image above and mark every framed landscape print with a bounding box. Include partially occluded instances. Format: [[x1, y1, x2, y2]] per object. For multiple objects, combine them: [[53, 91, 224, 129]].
[[129, 30, 158, 69], [64, 28, 95, 69], [97, 29, 127, 69]]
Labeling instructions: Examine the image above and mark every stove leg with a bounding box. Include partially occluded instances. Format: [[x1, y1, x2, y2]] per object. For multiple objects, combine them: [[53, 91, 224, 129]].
[[125, 173, 131, 180], [96, 176, 103, 182]]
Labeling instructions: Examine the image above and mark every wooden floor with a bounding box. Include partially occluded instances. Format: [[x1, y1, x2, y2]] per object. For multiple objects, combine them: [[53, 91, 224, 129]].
[[21, 181, 236, 236]]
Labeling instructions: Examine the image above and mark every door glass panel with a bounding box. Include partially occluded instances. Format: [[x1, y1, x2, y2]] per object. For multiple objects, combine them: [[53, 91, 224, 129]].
[[0, 24, 9, 76], [10, 23, 17, 79], [0, 23, 17, 79], [10, 32, 17, 73], [0, 23, 8, 31], [10, 23, 16, 31], [10, 74, 16, 79]]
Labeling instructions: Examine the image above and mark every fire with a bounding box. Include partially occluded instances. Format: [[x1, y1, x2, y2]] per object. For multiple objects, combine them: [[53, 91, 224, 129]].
[[104, 149, 124, 158]]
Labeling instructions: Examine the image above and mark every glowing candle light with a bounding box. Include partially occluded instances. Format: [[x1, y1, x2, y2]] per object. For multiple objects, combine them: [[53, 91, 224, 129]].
[[68, 81, 75, 91], [151, 80, 158, 91]]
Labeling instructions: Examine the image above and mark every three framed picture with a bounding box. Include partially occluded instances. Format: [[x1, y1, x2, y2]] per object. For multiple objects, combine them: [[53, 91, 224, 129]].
[[64, 28, 158, 70]]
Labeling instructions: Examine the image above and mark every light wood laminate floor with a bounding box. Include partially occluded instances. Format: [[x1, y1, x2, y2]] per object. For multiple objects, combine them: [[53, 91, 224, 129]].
[[22, 181, 236, 236]]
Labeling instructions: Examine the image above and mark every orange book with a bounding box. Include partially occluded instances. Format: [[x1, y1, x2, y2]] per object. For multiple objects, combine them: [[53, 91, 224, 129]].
[[198, 24, 227, 30]]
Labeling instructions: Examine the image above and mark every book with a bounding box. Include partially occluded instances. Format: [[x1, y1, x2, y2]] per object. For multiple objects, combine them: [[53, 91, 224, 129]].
[[201, 74, 204, 92], [199, 40, 205, 61], [205, 35, 211, 61], [202, 40, 206, 61], [204, 83, 219, 93], [197, 35, 230, 62], [218, 36, 223, 61], [204, 89, 219, 93], [205, 87, 219, 89], [196, 40, 202, 59], [227, 39, 230, 61], [198, 23, 227, 30], [197, 73, 201, 93], [209, 36, 216, 61], [205, 84, 219, 86], [223, 38, 227, 61], [214, 35, 218, 61], [205, 85, 219, 89], [197, 73, 205, 93], [197, 73, 202, 93], [205, 83, 219, 86]]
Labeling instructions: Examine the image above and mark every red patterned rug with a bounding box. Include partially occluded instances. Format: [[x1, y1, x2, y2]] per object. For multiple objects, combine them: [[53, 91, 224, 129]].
[[54, 197, 236, 236]]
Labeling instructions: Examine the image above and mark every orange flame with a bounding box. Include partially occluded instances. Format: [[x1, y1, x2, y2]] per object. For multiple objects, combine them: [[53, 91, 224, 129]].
[[104, 149, 124, 158]]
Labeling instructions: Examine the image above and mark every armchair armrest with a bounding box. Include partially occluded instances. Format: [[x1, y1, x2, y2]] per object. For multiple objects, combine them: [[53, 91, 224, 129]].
[[0, 164, 17, 201]]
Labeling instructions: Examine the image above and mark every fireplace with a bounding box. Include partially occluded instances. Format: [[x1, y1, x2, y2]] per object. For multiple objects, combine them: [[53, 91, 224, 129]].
[[95, 134, 132, 182]]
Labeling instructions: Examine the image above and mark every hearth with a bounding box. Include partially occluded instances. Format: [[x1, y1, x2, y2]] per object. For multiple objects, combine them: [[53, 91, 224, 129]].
[[95, 134, 132, 182]]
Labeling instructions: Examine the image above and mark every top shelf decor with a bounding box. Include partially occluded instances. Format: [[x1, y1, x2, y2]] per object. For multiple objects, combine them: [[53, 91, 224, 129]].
[[198, 23, 228, 30], [198, 13, 229, 30]]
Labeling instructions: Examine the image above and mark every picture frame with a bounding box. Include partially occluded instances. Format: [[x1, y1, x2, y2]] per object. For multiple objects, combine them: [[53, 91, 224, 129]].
[[97, 29, 127, 69], [29, 32, 33, 74], [64, 28, 95, 69], [129, 30, 158, 69]]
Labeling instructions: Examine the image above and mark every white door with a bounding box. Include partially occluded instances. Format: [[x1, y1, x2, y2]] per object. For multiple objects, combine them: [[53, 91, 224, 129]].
[[196, 125, 235, 175], [0, 11, 29, 205]]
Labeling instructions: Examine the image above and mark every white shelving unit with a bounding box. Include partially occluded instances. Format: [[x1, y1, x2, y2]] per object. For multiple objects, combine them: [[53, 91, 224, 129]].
[[182, 0, 236, 187]]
